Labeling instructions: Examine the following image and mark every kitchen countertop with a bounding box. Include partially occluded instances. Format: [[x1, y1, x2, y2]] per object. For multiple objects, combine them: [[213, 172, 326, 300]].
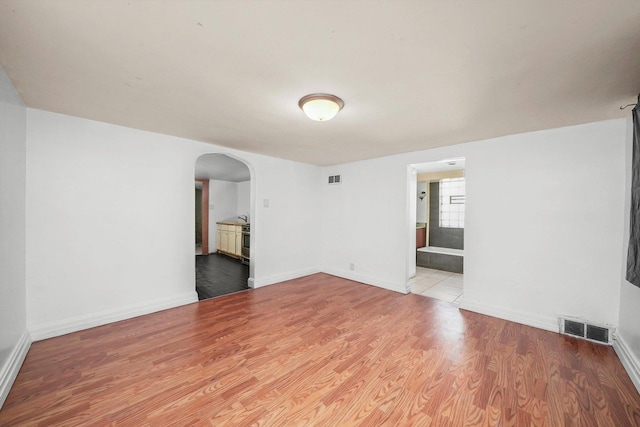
[[217, 218, 249, 226]]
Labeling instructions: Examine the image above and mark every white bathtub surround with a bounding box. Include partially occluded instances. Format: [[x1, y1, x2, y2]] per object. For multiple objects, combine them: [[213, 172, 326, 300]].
[[416, 245, 464, 273], [417, 246, 464, 256]]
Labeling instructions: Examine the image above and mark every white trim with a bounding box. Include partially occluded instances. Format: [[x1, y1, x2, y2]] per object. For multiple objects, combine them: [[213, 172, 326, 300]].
[[613, 333, 640, 394], [252, 268, 320, 288], [29, 291, 198, 341], [417, 246, 464, 256], [459, 298, 558, 333], [322, 268, 409, 294], [0, 330, 31, 409]]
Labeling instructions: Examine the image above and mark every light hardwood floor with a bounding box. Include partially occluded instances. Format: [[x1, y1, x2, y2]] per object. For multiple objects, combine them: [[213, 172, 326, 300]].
[[2, 273, 639, 425]]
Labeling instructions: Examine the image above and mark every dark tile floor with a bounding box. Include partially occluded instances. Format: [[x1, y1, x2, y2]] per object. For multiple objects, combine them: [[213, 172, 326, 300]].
[[195, 253, 250, 300]]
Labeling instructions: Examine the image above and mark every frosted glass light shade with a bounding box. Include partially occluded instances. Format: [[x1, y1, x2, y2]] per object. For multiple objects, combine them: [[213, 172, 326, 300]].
[[298, 94, 344, 121]]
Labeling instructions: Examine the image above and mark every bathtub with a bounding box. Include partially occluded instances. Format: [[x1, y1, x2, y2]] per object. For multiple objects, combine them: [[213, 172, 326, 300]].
[[416, 246, 464, 273]]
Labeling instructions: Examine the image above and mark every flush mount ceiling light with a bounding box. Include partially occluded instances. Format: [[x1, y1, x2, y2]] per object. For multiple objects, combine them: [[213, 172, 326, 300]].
[[438, 157, 465, 166], [298, 93, 344, 121]]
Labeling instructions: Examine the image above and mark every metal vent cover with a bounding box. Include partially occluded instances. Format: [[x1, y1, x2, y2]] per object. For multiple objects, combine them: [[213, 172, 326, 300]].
[[328, 175, 341, 185], [586, 324, 609, 343], [563, 319, 584, 338], [560, 317, 613, 345]]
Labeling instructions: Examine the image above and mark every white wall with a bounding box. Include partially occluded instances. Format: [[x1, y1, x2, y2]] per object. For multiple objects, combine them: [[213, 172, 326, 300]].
[[26, 109, 321, 339], [237, 180, 250, 219], [321, 157, 412, 292], [208, 179, 238, 252], [247, 154, 321, 287], [416, 181, 427, 223], [321, 119, 627, 331], [205, 179, 251, 253], [461, 120, 625, 331], [0, 66, 29, 408], [616, 116, 640, 392]]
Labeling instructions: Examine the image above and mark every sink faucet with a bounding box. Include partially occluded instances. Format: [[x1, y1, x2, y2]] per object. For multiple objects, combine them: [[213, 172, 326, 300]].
[[238, 215, 248, 222]]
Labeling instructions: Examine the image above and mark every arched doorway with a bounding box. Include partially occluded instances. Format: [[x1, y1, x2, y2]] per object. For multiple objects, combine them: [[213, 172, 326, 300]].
[[194, 153, 254, 300]]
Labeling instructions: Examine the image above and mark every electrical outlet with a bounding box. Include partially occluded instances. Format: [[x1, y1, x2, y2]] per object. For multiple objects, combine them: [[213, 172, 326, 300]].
[[263, 199, 269, 208], [349, 263, 355, 271]]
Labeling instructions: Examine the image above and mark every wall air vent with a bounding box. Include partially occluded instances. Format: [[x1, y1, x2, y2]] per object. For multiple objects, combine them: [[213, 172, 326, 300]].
[[586, 324, 610, 343], [559, 317, 613, 345], [563, 319, 585, 338], [328, 175, 341, 185]]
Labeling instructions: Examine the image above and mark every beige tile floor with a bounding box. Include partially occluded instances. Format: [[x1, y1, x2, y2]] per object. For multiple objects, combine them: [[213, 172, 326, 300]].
[[409, 267, 463, 305]]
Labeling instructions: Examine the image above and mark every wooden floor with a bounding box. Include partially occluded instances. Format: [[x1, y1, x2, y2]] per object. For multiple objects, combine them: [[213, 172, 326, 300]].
[[2, 274, 640, 426]]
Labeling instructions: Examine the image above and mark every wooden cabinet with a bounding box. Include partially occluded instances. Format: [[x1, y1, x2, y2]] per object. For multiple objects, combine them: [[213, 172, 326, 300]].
[[227, 230, 236, 255], [219, 229, 229, 253], [235, 231, 242, 255], [216, 223, 242, 258], [416, 226, 426, 248]]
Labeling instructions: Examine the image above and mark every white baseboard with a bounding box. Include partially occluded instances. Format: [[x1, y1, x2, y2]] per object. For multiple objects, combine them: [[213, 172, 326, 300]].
[[251, 267, 408, 295], [459, 298, 558, 333], [29, 291, 198, 341], [0, 330, 31, 409], [613, 333, 640, 394], [321, 268, 409, 294], [252, 267, 320, 288]]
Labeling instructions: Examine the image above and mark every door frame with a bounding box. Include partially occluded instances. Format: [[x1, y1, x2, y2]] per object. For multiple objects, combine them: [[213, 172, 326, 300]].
[[196, 179, 209, 254]]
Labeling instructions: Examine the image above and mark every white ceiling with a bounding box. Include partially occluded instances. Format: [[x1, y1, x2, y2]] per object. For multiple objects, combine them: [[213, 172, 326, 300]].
[[1, 1, 639, 166], [195, 154, 250, 182]]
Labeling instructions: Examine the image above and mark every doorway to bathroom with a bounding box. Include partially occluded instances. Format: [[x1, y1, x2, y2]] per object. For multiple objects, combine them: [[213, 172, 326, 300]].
[[408, 158, 465, 305]]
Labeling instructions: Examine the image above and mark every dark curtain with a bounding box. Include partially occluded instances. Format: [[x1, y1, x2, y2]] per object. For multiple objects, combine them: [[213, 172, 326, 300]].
[[627, 95, 640, 287]]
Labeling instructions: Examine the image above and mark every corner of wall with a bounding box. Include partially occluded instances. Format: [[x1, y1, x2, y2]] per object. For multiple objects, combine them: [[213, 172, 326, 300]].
[[0, 64, 28, 410], [252, 267, 321, 288], [321, 267, 409, 294], [616, 115, 640, 394], [613, 332, 640, 394], [0, 330, 31, 409], [459, 298, 559, 333]]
